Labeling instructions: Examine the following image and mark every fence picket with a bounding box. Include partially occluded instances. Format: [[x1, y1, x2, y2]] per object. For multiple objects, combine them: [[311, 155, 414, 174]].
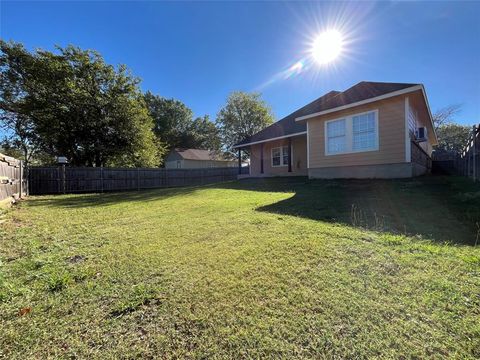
[[28, 166, 245, 195], [432, 124, 479, 181], [0, 154, 27, 203]]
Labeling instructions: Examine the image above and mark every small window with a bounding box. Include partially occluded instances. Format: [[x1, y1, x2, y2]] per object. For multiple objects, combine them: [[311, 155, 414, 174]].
[[271, 146, 290, 167], [326, 119, 346, 154], [272, 147, 281, 166]]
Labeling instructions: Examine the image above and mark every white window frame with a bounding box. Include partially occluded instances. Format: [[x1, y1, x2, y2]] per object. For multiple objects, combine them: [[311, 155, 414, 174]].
[[271, 145, 292, 167], [324, 109, 379, 156], [325, 118, 347, 155]]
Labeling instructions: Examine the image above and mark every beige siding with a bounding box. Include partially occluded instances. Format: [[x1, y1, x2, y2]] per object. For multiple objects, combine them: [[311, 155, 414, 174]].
[[308, 96, 407, 169], [407, 91, 436, 156], [249, 135, 307, 176]]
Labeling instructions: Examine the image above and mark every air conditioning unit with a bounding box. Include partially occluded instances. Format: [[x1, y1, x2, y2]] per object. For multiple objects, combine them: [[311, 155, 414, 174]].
[[415, 127, 427, 142]]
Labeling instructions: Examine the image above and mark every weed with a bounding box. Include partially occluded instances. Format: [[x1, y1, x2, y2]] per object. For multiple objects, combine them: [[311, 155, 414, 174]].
[[45, 271, 72, 292]]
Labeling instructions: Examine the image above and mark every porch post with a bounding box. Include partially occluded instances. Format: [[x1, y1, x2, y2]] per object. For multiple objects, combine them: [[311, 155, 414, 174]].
[[288, 137, 292, 173], [260, 143, 264, 174], [238, 148, 242, 175]]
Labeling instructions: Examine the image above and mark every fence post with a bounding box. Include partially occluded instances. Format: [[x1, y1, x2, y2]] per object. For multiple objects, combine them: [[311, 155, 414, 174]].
[[19, 160, 23, 199], [473, 125, 477, 182], [62, 164, 66, 194], [100, 166, 104, 193], [467, 150, 470, 178], [137, 168, 140, 190], [238, 149, 242, 175]]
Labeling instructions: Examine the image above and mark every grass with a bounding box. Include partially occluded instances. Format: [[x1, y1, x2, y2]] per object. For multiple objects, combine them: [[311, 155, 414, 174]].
[[1, 175, 479, 359]]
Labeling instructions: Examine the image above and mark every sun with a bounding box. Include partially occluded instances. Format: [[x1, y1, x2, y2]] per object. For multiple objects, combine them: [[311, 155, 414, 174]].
[[311, 30, 344, 65]]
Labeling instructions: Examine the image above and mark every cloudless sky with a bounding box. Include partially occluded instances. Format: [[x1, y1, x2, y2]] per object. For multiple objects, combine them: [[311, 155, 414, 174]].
[[1, 1, 479, 126]]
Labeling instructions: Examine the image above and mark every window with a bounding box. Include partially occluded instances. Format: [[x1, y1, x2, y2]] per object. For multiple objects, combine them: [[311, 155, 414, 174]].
[[272, 147, 281, 166], [325, 110, 378, 155], [327, 119, 346, 154], [353, 112, 376, 151], [271, 146, 290, 167]]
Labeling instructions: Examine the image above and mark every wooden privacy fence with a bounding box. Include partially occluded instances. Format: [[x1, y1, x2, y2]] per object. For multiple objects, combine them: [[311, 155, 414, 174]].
[[28, 166, 243, 195], [432, 124, 479, 181], [0, 153, 27, 205], [458, 125, 480, 182]]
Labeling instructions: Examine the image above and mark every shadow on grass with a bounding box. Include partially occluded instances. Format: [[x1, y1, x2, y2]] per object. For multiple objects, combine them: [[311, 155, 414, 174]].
[[26, 175, 480, 245], [215, 176, 480, 246], [26, 186, 201, 209]]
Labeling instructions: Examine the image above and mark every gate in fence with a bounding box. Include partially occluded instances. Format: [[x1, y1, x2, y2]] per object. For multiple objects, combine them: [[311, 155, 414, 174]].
[[0, 153, 27, 204], [28, 166, 244, 195]]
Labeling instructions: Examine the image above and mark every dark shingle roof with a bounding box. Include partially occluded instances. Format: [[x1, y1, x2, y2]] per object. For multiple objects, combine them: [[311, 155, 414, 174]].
[[234, 81, 420, 147]]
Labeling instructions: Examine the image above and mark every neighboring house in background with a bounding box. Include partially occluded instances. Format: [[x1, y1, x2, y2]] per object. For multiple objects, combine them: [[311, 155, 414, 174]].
[[164, 148, 237, 169], [233, 81, 437, 179]]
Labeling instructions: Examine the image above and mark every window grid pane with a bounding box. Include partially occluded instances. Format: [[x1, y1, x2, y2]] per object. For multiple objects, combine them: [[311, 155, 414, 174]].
[[327, 119, 346, 138], [272, 148, 281, 166], [327, 119, 346, 154], [353, 112, 376, 151], [328, 137, 346, 153], [282, 146, 289, 166]]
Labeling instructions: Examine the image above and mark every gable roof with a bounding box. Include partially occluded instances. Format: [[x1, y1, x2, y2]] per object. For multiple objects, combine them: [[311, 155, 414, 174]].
[[169, 148, 233, 161], [233, 81, 426, 148], [233, 90, 340, 147]]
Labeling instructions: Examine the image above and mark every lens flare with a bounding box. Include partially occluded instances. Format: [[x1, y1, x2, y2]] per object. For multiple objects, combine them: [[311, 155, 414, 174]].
[[285, 61, 304, 79], [311, 30, 344, 64]]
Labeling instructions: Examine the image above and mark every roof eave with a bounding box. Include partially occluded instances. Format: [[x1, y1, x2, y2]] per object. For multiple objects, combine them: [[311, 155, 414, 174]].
[[232, 131, 307, 149], [294, 85, 424, 122], [418, 85, 438, 145], [293, 83, 438, 145]]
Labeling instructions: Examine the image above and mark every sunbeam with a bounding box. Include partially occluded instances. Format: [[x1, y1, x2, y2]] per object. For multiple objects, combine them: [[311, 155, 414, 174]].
[[253, 2, 375, 92]]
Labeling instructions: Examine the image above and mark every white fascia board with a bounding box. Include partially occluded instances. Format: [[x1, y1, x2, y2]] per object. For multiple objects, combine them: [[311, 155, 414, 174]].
[[232, 131, 307, 149], [418, 85, 438, 145], [295, 85, 423, 122]]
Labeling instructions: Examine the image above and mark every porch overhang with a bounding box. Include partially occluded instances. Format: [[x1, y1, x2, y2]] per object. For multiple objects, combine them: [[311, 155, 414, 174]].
[[232, 131, 307, 149]]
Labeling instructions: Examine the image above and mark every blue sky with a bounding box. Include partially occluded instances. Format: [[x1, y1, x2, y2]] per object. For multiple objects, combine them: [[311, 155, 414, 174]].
[[1, 1, 479, 125]]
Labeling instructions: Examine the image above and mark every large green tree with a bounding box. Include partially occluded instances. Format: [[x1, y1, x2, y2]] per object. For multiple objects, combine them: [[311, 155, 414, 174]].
[[216, 91, 274, 152], [144, 91, 193, 149], [189, 115, 221, 151], [432, 105, 472, 153], [0, 40, 162, 167], [144, 92, 221, 151], [0, 41, 43, 163], [435, 123, 472, 153]]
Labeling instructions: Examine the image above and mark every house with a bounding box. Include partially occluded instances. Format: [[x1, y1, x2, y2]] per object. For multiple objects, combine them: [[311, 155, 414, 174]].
[[164, 148, 237, 169], [233, 81, 437, 179]]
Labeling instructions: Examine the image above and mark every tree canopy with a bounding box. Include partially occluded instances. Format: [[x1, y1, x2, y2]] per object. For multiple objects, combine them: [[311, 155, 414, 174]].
[[216, 91, 274, 152], [0, 40, 162, 166], [1, 41, 275, 167], [144, 92, 221, 151], [432, 105, 472, 153], [435, 123, 472, 153]]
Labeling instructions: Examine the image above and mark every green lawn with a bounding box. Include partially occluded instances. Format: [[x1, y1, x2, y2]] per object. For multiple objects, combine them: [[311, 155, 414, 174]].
[[1, 176, 479, 359]]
